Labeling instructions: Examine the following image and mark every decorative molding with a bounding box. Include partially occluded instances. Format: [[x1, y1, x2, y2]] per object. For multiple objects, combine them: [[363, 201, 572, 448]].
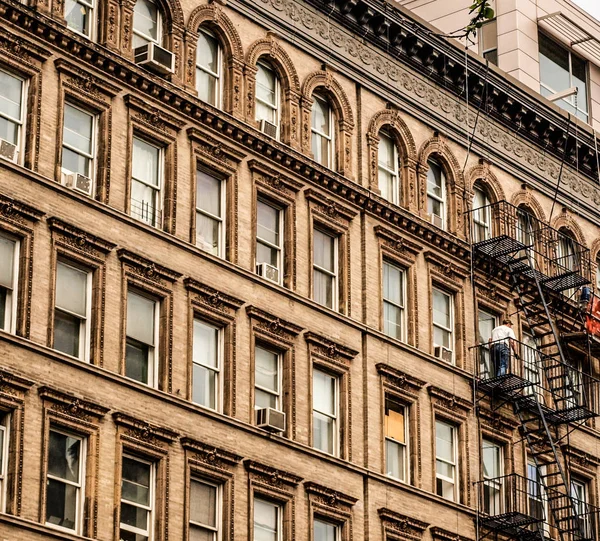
[[246, 305, 304, 340], [248, 159, 304, 199], [0, 193, 44, 223], [0, 26, 51, 62], [478, 407, 518, 437], [424, 251, 470, 282], [305, 188, 358, 223], [244, 459, 303, 488], [118, 248, 182, 284], [376, 363, 425, 394], [428, 385, 472, 418], [562, 445, 600, 469], [181, 437, 242, 469], [54, 58, 121, 98], [184, 278, 244, 315], [378, 508, 428, 540], [304, 481, 358, 508], [430, 526, 473, 541], [305, 331, 358, 363], [0, 368, 34, 397], [188, 127, 247, 170], [38, 386, 109, 420], [48, 217, 117, 256], [374, 225, 422, 259], [113, 412, 178, 444], [124, 94, 186, 133]]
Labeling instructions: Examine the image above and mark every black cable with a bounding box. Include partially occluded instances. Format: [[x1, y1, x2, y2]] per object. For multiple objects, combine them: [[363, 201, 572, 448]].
[[549, 115, 572, 223]]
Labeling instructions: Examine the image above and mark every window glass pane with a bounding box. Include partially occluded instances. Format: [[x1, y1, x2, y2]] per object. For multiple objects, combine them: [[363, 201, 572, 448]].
[[312, 132, 330, 167], [314, 229, 334, 271], [539, 33, 570, 93], [0, 424, 4, 472], [65, 0, 91, 35], [120, 502, 148, 531], [378, 133, 394, 169], [122, 457, 150, 505], [48, 431, 81, 482], [192, 364, 216, 408], [125, 339, 149, 383], [311, 96, 330, 135], [56, 262, 87, 316], [190, 480, 217, 528], [254, 499, 278, 541], [46, 479, 78, 529], [427, 160, 443, 197], [193, 320, 218, 368], [197, 171, 221, 216], [384, 303, 402, 339], [436, 420, 454, 462], [314, 519, 337, 541], [386, 439, 405, 480], [0, 236, 15, 289], [313, 370, 335, 415], [385, 401, 405, 443], [197, 30, 219, 74], [257, 201, 280, 247], [62, 147, 91, 177], [313, 269, 333, 308], [483, 440, 501, 479], [383, 262, 403, 305], [313, 411, 334, 454], [133, 0, 158, 41], [64, 105, 93, 155], [256, 63, 277, 107], [0, 71, 22, 121], [132, 138, 159, 187], [433, 290, 450, 328], [54, 311, 81, 358], [434, 326, 451, 349], [478, 310, 495, 343], [196, 214, 220, 255], [127, 291, 155, 345], [255, 346, 279, 393]]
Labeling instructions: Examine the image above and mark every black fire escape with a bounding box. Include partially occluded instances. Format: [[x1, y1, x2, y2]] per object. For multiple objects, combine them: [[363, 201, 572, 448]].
[[470, 201, 600, 541]]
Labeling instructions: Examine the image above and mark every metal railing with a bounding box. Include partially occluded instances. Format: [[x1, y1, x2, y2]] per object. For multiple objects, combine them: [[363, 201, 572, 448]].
[[130, 198, 162, 228]]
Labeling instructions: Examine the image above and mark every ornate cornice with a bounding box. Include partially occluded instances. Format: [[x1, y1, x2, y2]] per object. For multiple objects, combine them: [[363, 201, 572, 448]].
[[188, 127, 247, 166], [48, 217, 117, 254], [124, 94, 186, 132], [0, 193, 44, 222], [376, 363, 426, 393], [424, 251, 470, 281], [428, 385, 472, 417], [184, 278, 245, 313], [305, 188, 358, 222], [304, 331, 359, 362], [38, 386, 109, 418], [113, 412, 178, 443], [374, 225, 423, 258], [244, 459, 303, 487], [304, 481, 358, 507], [378, 508, 428, 540], [0, 368, 34, 395], [54, 57, 121, 97], [562, 445, 600, 469], [181, 437, 242, 467], [118, 248, 182, 283], [430, 526, 473, 541], [246, 305, 304, 338], [248, 159, 304, 195]]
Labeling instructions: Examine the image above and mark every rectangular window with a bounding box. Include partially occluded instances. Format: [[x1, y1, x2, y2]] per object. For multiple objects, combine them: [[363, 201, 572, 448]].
[[478, 310, 497, 378], [313, 228, 338, 310], [378, 132, 399, 204], [539, 32, 588, 122], [435, 419, 457, 501], [432, 288, 453, 362], [312, 369, 338, 456], [0, 234, 18, 333], [482, 440, 502, 515], [0, 413, 9, 513], [126, 290, 159, 386], [253, 498, 281, 541], [527, 460, 548, 533], [54, 261, 91, 360], [571, 479, 592, 538], [131, 137, 162, 227], [62, 104, 95, 187], [385, 398, 407, 482], [427, 160, 445, 229], [311, 95, 334, 168], [190, 478, 220, 541], [196, 170, 225, 257], [192, 318, 221, 410], [314, 518, 339, 541], [120, 455, 154, 541], [480, 19, 497, 65], [0, 69, 25, 160], [64, 0, 94, 38], [256, 199, 283, 284], [46, 429, 85, 533], [255, 345, 281, 411], [383, 261, 405, 341]]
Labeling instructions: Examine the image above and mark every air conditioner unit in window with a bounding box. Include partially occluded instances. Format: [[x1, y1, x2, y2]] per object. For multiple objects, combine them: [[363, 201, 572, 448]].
[[259, 119, 278, 139], [0, 139, 17, 162], [134, 43, 174, 75], [256, 407, 286, 433], [431, 214, 443, 229], [257, 262, 280, 283], [65, 173, 93, 196], [434, 346, 453, 363]]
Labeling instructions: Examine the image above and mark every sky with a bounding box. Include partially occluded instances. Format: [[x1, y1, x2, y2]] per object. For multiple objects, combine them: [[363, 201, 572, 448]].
[[572, 0, 600, 21]]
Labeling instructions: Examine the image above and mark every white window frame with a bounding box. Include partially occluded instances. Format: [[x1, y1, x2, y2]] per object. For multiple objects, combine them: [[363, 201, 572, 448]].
[[314, 518, 341, 541], [0, 68, 27, 163], [477, 309, 497, 378], [426, 160, 446, 229], [131, 137, 163, 228], [54, 260, 92, 362], [472, 187, 491, 243], [312, 368, 339, 457], [482, 439, 503, 515], [384, 398, 408, 482], [132, 0, 162, 47], [435, 419, 458, 502], [254, 344, 282, 412], [45, 428, 86, 535], [196, 28, 222, 108], [64, 0, 95, 39], [192, 318, 223, 412], [0, 413, 10, 513], [0, 232, 19, 334], [378, 132, 400, 205], [479, 18, 498, 65], [120, 454, 155, 541], [571, 478, 591, 538], [527, 459, 549, 534], [382, 261, 406, 342], [311, 94, 335, 169], [256, 198, 284, 285], [255, 61, 280, 134], [312, 227, 339, 311], [432, 288, 454, 362], [196, 169, 226, 258], [126, 289, 160, 388], [189, 477, 221, 541], [61, 102, 97, 186], [253, 497, 282, 541]]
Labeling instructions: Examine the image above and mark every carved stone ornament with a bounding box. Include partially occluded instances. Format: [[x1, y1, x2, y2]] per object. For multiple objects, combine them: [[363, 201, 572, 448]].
[[376, 363, 425, 394], [244, 459, 303, 488], [0, 27, 51, 63], [424, 251, 469, 282], [246, 305, 304, 340], [248, 159, 303, 199], [55, 58, 121, 99], [428, 386, 472, 418], [118, 249, 182, 285], [479, 408, 517, 436], [113, 412, 178, 445], [378, 508, 428, 540], [0, 193, 44, 224], [0, 369, 34, 398], [375, 225, 423, 260], [38, 386, 109, 421], [304, 481, 357, 509], [124, 94, 186, 135], [48, 217, 116, 258], [184, 278, 244, 315], [430, 526, 473, 541], [305, 188, 358, 223], [188, 127, 246, 171], [181, 437, 242, 470], [305, 332, 358, 364]]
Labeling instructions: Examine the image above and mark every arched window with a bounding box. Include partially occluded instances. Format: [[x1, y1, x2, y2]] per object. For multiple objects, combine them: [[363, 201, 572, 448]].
[[255, 61, 280, 138], [426, 159, 445, 229], [472, 186, 491, 243], [196, 28, 222, 107], [557, 230, 577, 272], [311, 94, 334, 169], [378, 131, 399, 205], [132, 0, 162, 48]]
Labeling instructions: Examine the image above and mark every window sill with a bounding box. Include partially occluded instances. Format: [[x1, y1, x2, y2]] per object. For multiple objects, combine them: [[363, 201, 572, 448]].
[[0, 513, 95, 540]]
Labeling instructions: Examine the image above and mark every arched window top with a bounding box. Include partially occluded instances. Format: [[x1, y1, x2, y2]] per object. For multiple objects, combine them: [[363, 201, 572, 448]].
[[311, 93, 335, 169], [378, 130, 400, 205], [196, 27, 222, 107], [255, 61, 280, 135], [133, 0, 162, 48]]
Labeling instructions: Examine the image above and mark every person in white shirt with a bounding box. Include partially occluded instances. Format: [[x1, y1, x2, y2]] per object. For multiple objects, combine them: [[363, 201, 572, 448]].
[[489, 319, 518, 376]]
